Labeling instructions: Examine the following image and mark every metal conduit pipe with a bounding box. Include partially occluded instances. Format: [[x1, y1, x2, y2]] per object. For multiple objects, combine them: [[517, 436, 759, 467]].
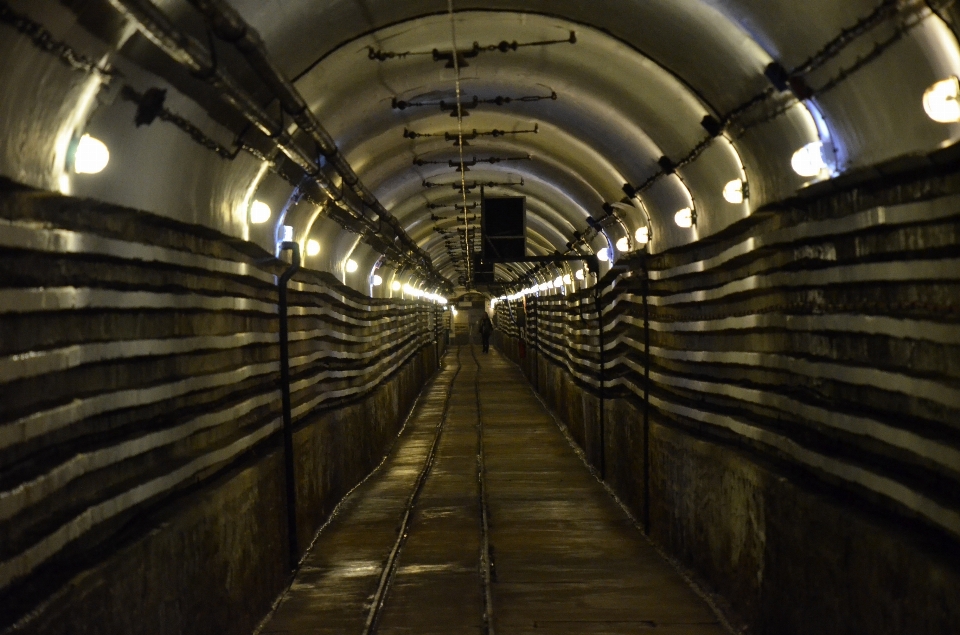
[[105, 0, 442, 281], [182, 0, 433, 271], [178, 3, 372, 189], [105, 0, 331, 189]]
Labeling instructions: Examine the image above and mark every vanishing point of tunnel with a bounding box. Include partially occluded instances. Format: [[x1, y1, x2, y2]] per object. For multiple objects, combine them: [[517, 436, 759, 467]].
[[1, 1, 959, 634]]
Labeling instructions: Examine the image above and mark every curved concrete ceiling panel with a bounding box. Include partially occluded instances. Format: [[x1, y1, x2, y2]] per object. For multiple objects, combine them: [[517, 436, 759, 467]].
[[292, 10, 801, 278], [3, 0, 960, 294]]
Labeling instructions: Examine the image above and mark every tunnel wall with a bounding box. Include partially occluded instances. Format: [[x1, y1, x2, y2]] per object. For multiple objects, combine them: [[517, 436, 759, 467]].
[[494, 158, 960, 635], [0, 181, 444, 635]]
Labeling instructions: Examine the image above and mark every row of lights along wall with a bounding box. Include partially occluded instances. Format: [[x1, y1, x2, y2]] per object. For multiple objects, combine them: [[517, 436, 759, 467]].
[[377, 278, 450, 306], [493, 268, 584, 305], [613, 72, 960, 247], [249, 198, 359, 271], [65, 74, 960, 272]]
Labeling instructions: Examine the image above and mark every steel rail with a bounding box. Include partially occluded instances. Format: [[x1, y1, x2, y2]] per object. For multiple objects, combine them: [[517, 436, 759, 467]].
[[470, 344, 496, 635], [361, 347, 463, 635]]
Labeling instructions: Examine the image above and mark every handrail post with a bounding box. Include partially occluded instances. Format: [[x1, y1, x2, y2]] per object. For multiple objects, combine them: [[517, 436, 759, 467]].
[[532, 297, 539, 391], [278, 241, 301, 570], [435, 304, 440, 367], [595, 283, 605, 481], [642, 258, 651, 535]]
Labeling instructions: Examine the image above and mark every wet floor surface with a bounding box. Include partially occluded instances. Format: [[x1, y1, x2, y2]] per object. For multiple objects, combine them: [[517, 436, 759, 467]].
[[257, 347, 727, 635]]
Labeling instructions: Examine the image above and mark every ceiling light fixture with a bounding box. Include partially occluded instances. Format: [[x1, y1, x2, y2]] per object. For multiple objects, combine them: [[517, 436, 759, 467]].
[[635, 227, 650, 245], [923, 77, 960, 123], [616, 237, 630, 253], [391, 280, 402, 291], [674, 208, 695, 229], [597, 247, 610, 262], [372, 274, 383, 286], [250, 200, 271, 224], [575, 269, 585, 281], [306, 239, 320, 257], [72, 134, 110, 174], [345, 259, 359, 273], [723, 179, 746, 204], [791, 142, 827, 177]]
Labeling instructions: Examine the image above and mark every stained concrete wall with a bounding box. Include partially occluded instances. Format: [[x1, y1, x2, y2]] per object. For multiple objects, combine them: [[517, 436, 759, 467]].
[[12, 351, 437, 635], [493, 153, 960, 634], [498, 340, 960, 634], [0, 183, 443, 635]]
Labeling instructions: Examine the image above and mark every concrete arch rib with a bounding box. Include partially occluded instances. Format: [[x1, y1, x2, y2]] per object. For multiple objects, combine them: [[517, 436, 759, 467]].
[[12, 0, 958, 294], [293, 10, 786, 266], [233, 2, 959, 287], [233, 1, 773, 116]]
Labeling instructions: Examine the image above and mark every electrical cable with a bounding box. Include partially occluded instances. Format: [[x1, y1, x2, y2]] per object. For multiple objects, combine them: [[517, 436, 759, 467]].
[[448, 0, 472, 286]]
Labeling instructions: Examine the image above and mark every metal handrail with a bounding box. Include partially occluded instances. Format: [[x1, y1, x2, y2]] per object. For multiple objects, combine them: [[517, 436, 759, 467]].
[[278, 241, 301, 569]]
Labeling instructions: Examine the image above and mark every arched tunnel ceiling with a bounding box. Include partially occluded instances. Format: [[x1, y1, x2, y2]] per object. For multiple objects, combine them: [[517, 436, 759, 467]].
[[286, 8, 793, 285], [272, 2, 960, 287], [4, 0, 960, 293]]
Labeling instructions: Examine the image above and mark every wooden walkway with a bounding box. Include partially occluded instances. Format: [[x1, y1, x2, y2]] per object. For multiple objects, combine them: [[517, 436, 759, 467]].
[[256, 347, 727, 635]]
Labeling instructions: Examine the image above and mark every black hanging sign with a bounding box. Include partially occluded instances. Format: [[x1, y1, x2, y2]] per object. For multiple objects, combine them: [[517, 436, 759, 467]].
[[481, 192, 526, 262]]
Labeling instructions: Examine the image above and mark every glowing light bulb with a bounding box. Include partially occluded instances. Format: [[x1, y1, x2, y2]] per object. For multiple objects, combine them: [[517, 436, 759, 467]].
[[562, 274, 572, 285], [723, 179, 745, 204], [372, 274, 383, 286], [791, 142, 826, 177], [575, 269, 585, 280], [391, 280, 401, 291], [635, 227, 650, 245], [674, 208, 694, 228], [250, 200, 271, 224], [345, 259, 359, 273], [553, 276, 563, 288], [73, 134, 109, 174], [616, 237, 630, 253], [923, 77, 960, 123], [306, 239, 320, 257], [597, 247, 610, 262]]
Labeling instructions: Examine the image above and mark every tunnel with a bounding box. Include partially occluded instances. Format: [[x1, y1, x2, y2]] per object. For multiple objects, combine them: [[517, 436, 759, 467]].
[[2, 0, 960, 633]]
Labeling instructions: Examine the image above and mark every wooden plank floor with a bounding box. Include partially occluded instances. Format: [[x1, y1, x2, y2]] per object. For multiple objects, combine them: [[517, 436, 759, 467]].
[[256, 346, 727, 635]]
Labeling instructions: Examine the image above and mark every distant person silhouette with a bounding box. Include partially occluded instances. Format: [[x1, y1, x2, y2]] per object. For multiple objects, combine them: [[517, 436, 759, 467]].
[[479, 314, 494, 353]]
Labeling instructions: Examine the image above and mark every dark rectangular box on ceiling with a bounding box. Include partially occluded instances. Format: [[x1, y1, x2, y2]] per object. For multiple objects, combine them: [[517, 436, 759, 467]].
[[482, 196, 526, 261], [473, 254, 495, 284]]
